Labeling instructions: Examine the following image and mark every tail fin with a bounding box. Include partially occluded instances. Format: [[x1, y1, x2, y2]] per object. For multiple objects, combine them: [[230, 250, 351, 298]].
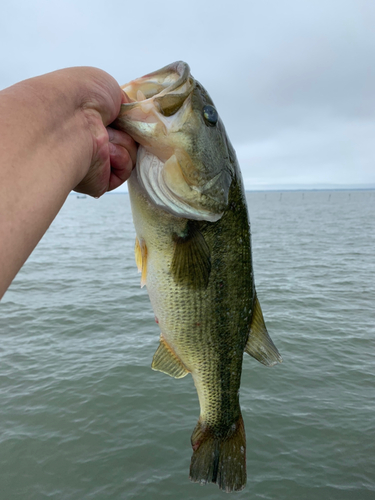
[[189, 415, 246, 492]]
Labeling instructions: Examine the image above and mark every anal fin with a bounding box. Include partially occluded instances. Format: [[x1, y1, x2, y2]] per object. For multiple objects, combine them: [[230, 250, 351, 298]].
[[152, 334, 189, 378], [245, 294, 282, 366]]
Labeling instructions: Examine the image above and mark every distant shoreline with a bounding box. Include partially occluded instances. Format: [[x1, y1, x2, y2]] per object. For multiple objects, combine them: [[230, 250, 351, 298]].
[[69, 186, 375, 195]]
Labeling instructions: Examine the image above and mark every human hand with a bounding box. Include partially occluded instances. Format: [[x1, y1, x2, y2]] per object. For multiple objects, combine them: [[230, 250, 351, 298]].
[[72, 68, 138, 197], [0, 66, 138, 298]]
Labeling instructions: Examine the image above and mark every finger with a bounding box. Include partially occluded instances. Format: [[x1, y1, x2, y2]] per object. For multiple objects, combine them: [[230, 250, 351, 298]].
[[75, 67, 124, 126], [108, 142, 134, 191], [107, 127, 138, 165]]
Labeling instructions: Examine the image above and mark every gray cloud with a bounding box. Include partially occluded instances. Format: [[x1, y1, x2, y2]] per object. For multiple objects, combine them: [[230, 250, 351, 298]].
[[1, 0, 374, 189]]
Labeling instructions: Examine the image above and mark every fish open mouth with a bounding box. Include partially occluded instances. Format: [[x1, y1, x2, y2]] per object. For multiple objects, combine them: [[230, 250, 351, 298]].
[[114, 62, 230, 223], [121, 61, 194, 117]]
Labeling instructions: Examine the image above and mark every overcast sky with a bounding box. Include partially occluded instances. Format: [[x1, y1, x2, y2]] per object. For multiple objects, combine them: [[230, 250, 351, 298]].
[[1, 0, 374, 190]]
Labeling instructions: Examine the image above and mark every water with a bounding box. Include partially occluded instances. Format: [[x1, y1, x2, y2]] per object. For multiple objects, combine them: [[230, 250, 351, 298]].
[[1, 190, 374, 499]]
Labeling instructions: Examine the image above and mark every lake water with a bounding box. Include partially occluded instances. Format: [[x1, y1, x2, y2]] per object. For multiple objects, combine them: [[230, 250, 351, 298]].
[[1, 190, 374, 499]]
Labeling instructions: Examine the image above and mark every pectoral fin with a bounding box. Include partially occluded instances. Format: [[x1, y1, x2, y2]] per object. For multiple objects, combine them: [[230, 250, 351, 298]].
[[134, 237, 148, 288], [134, 237, 142, 272], [245, 295, 282, 366], [171, 221, 211, 289], [152, 334, 189, 378]]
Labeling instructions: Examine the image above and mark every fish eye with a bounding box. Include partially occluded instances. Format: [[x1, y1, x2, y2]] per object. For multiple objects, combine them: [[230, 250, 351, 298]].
[[203, 105, 218, 126]]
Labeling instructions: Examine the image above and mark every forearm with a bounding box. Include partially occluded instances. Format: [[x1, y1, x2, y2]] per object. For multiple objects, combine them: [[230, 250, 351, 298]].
[[0, 70, 101, 298]]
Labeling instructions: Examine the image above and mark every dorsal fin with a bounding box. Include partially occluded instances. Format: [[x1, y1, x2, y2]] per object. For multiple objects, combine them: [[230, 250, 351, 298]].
[[245, 294, 282, 366], [152, 334, 190, 378]]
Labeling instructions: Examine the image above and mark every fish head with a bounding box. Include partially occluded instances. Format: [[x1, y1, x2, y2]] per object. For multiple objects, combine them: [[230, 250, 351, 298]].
[[114, 61, 234, 222]]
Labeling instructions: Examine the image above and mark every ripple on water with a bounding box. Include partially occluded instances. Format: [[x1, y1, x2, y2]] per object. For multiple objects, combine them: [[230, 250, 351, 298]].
[[1, 191, 375, 500]]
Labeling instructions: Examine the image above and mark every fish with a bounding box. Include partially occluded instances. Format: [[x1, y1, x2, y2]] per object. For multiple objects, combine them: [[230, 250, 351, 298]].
[[113, 61, 282, 493]]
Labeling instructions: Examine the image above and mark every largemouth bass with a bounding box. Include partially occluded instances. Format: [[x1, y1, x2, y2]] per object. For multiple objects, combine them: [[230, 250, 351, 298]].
[[114, 61, 282, 492]]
